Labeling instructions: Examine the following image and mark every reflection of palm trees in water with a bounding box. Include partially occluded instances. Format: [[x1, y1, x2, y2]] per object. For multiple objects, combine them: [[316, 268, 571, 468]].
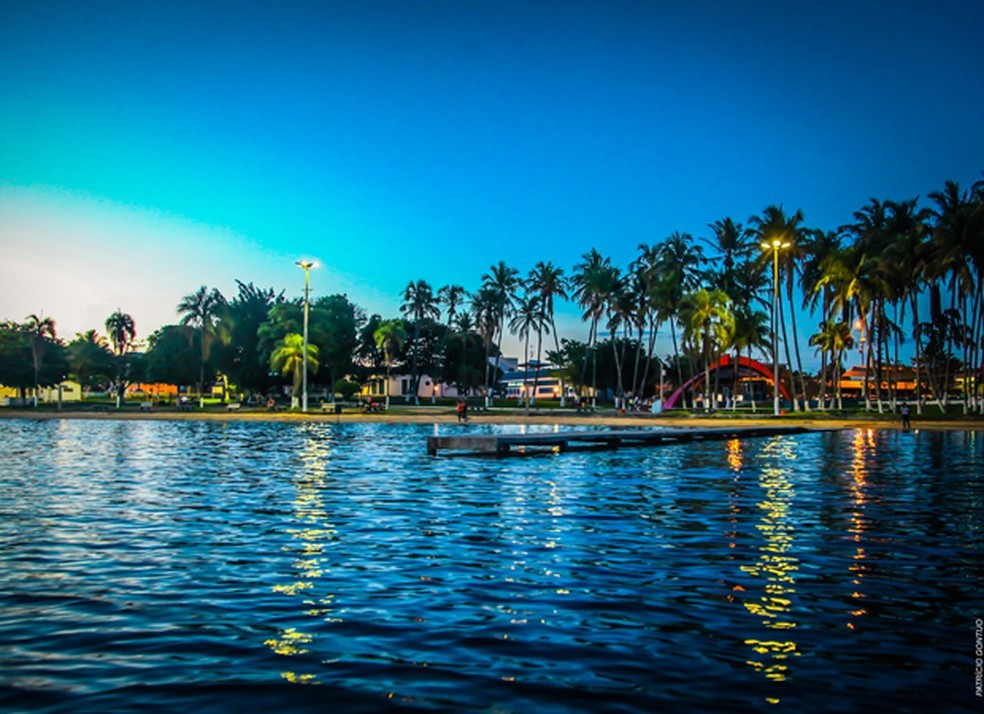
[[264, 432, 337, 684], [737, 438, 801, 693]]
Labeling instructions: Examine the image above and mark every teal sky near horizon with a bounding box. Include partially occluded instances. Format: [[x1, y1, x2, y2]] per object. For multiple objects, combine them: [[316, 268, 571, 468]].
[[1, 0, 982, 367]]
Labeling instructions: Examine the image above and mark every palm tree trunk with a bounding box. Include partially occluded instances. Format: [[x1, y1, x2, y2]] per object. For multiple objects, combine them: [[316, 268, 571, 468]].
[[787, 290, 810, 411], [911, 293, 924, 415], [669, 320, 684, 409], [778, 295, 798, 411]]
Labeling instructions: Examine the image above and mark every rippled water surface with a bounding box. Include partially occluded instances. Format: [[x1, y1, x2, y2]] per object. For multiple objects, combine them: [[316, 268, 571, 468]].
[[1, 419, 981, 713]]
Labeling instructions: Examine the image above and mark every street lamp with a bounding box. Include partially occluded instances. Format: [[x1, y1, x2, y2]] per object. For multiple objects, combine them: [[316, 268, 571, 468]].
[[296, 260, 316, 412], [761, 239, 791, 416]]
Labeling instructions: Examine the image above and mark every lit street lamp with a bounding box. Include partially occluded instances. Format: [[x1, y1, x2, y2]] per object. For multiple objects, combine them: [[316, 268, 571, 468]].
[[762, 239, 790, 416], [296, 260, 315, 412]]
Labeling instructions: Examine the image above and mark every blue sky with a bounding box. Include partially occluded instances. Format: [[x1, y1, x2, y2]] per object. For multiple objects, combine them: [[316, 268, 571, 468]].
[[1, 1, 982, 365]]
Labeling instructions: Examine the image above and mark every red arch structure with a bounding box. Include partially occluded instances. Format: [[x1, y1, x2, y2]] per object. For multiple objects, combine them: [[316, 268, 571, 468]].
[[663, 354, 790, 409]]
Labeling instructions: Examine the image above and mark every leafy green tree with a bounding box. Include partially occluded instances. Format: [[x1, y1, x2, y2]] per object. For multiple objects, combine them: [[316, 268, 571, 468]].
[[0, 322, 33, 398], [313, 294, 363, 401], [441, 313, 487, 397], [217, 281, 285, 395], [177, 286, 227, 406], [67, 330, 114, 396], [144, 325, 202, 388]]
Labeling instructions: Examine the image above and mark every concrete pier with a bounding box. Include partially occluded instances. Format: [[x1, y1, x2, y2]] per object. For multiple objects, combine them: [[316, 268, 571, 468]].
[[426, 424, 816, 456]]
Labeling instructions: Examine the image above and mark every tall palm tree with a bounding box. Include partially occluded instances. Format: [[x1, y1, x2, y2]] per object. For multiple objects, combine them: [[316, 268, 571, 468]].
[[929, 181, 980, 412], [436, 284, 467, 403], [480, 262, 520, 406], [704, 217, 755, 299], [570, 249, 616, 407], [527, 261, 568, 403], [679, 289, 734, 410], [750, 205, 809, 410], [373, 320, 407, 409], [809, 319, 854, 410], [104, 309, 136, 409], [177, 286, 227, 408], [509, 292, 542, 409], [438, 284, 467, 327], [731, 306, 771, 411], [270, 333, 320, 406], [656, 233, 705, 407], [470, 286, 499, 401], [25, 313, 56, 407], [400, 279, 440, 405]]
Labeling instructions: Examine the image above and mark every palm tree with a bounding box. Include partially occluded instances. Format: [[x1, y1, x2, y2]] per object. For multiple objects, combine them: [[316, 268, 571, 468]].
[[25, 313, 56, 407], [438, 284, 468, 327], [653, 233, 705, 407], [480, 262, 520, 406], [470, 286, 499, 400], [750, 205, 809, 411], [177, 286, 227, 407], [270, 333, 320, 406], [809, 319, 854, 410], [704, 217, 755, 299], [104, 309, 136, 409], [680, 290, 734, 410], [400, 279, 440, 405], [527, 262, 568, 404], [509, 292, 542, 409], [373, 320, 407, 409], [929, 181, 980, 412], [731, 306, 771, 411], [570, 249, 616, 407]]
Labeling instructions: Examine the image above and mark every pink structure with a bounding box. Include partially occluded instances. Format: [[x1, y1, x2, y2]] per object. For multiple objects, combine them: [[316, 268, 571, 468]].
[[663, 354, 790, 409]]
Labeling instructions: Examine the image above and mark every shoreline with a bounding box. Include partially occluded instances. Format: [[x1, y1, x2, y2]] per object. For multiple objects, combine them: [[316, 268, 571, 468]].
[[1, 407, 981, 431]]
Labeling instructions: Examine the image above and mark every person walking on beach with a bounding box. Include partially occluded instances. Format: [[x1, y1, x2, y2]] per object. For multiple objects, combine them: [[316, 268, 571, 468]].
[[456, 397, 468, 423], [900, 402, 911, 431]]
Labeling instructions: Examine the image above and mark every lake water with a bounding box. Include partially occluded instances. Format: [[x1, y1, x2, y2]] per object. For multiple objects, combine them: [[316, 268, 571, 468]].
[[0, 419, 981, 713]]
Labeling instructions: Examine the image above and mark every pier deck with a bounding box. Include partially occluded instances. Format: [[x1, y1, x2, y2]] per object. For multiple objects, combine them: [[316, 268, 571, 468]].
[[426, 424, 815, 456]]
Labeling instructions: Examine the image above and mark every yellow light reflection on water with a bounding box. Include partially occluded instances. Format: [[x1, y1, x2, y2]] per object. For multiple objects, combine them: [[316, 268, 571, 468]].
[[265, 428, 339, 684], [739, 438, 801, 689], [845, 429, 874, 630]]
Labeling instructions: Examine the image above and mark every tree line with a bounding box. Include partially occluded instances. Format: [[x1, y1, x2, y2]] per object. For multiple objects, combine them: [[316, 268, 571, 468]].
[[2, 174, 981, 413]]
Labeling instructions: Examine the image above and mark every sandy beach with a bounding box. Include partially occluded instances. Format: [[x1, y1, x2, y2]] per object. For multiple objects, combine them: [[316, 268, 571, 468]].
[[2, 406, 981, 431]]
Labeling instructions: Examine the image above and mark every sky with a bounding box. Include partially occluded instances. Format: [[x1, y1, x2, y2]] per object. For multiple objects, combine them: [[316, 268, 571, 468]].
[[1, 0, 982, 367]]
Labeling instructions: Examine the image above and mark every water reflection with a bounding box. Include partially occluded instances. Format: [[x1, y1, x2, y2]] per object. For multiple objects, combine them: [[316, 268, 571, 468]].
[[846, 429, 874, 629], [740, 438, 800, 696], [265, 425, 337, 684]]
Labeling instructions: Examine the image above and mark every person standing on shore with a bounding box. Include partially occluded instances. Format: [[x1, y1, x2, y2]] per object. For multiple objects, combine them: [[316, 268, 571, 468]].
[[900, 403, 911, 431]]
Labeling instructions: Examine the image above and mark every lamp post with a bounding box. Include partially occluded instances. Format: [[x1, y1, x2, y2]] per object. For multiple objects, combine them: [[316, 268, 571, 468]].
[[296, 260, 315, 412], [762, 239, 790, 416], [855, 319, 868, 410]]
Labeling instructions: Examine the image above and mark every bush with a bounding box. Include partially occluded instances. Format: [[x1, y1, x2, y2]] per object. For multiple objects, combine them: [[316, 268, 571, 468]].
[[334, 379, 361, 401]]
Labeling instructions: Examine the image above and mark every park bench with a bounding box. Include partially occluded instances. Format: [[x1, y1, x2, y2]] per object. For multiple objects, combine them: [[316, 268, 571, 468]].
[[226, 403, 241, 411], [140, 402, 153, 411]]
